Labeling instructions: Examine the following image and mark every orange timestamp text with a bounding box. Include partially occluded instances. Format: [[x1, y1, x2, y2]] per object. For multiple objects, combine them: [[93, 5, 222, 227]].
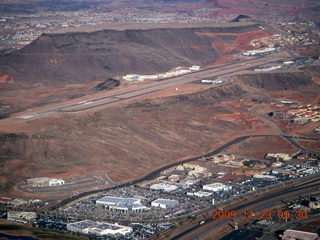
[[212, 209, 308, 220]]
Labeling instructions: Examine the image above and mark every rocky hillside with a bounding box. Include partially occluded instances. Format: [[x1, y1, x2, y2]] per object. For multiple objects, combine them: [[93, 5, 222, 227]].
[[0, 24, 262, 86]]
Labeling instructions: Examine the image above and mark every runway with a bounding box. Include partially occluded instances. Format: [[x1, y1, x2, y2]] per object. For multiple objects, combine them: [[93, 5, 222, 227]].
[[14, 52, 293, 120]]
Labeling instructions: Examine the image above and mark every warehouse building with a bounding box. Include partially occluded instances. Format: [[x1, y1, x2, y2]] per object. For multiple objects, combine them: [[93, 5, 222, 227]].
[[253, 174, 277, 181], [151, 198, 179, 209], [149, 183, 178, 192], [96, 196, 148, 213], [7, 211, 37, 223], [67, 220, 132, 236], [193, 191, 213, 198], [281, 227, 318, 240], [179, 177, 198, 188], [203, 183, 232, 192]]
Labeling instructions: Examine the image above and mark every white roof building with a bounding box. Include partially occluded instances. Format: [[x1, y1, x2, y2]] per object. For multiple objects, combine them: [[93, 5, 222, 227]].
[[96, 196, 148, 213], [149, 183, 178, 192], [203, 183, 232, 192], [253, 174, 277, 180], [189, 66, 200, 71], [7, 211, 37, 222], [151, 198, 179, 209], [48, 178, 65, 186], [67, 220, 132, 236], [193, 191, 213, 198]]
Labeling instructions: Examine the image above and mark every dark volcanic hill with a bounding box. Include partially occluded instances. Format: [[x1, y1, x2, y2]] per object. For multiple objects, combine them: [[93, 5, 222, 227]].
[[0, 23, 262, 86]]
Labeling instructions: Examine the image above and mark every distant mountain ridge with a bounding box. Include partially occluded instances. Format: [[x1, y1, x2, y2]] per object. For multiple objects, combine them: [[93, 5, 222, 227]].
[[0, 23, 261, 86]]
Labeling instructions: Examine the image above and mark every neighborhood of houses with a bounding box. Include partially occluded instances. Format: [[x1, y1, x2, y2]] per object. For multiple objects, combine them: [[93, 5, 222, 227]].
[[288, 104, 320, 124]]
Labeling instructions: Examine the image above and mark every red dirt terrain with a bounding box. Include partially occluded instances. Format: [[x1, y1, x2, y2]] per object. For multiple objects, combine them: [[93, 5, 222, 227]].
[[0, 69, 320, 198]]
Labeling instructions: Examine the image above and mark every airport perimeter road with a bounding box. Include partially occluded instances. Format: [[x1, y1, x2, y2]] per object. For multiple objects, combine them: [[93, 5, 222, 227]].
[[12, 53, 293, 121], [169, 178, 320, 240]]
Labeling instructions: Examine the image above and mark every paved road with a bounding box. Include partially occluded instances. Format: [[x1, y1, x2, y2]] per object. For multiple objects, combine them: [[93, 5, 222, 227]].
[[252, 105, 320, 154], [45, 134, 319, 211], [170, 177, 320, 240]]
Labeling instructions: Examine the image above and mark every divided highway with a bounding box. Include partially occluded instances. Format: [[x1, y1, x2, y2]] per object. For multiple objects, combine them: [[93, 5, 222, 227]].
[[170, 178, 320, 240]]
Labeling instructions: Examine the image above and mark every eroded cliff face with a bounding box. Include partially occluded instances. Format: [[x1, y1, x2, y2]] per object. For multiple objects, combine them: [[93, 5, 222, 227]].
[[0, 24, 261, 86]]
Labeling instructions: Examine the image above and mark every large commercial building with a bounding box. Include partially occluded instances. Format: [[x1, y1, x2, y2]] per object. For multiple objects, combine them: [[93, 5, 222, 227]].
[[179, 177, 198, 188], [7, 211, 37, 223], [192, 191, 213, 198], [67, 220, 132, 236], [281, 227, 319, 240], [149, 183, 178, 192], [96, 196, 148, 213], [151, 198, 179, 209], [203, 183, 232, 192], [253, 174, 277, 181]]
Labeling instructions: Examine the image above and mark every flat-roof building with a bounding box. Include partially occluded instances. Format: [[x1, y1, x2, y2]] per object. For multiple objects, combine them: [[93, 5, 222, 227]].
[[67, 220, 132, 236], [193, 191, 212, 198], [10, 198, 28, 207], [7, 211, 37, 222], [25, 177, 64, 187], [168, 174, 180, 182], [151, 198, 179, 209], [96, 196, 148, 213], [281, 227, 318, 240], [253, 174, 277, 181], [149, 183, 178, 192], [203, 183, 232, 192]]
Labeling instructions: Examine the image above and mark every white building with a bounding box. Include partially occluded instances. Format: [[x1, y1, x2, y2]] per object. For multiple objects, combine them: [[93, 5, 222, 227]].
[[281, 227, 318, 240], [26, 177, 64, 187], [253, 174, 277, 181], [265, 153, 291, 161], [189, 66, 200, 71], [7, 211, 37, 222], [179, 177, 198, 188], [96, 196, 148, 213], [193, 191, 213, 198], [203, 183, 232, 192], [48, 178, 65, 186], [67, 220, 132, 236], [149, 183, 178, 192], [151, 198, 179, 209]]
